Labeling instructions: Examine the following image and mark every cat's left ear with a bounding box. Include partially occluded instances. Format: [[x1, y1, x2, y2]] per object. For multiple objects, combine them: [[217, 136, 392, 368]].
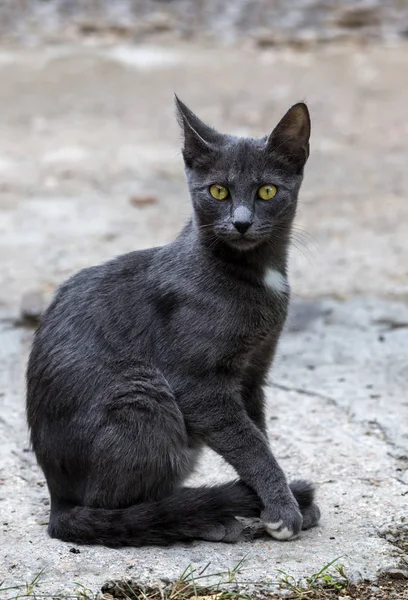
[[175, 96, 222, 169], [267, 103, 311, 172]]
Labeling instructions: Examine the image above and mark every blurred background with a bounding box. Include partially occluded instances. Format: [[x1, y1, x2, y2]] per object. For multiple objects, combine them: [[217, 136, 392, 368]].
[[0, 0, 407, 309]]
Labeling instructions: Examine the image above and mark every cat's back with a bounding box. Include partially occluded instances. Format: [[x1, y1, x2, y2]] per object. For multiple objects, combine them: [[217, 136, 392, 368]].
[[27, 248, 160, 381]]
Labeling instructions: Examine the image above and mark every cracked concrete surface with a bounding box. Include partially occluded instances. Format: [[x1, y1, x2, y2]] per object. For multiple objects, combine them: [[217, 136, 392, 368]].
[[0, 40, 407, 595]]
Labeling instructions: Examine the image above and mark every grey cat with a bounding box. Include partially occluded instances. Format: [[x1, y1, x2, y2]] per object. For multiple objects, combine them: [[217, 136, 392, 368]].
[[26, 97, 320, 546]]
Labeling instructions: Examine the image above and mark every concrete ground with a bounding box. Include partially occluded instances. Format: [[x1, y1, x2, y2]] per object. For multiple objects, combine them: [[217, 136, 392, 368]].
[[0, 39, 407, 596]]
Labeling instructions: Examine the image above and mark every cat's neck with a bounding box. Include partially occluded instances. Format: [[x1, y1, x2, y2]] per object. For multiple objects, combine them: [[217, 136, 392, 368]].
[[179, 219, 290, 277]]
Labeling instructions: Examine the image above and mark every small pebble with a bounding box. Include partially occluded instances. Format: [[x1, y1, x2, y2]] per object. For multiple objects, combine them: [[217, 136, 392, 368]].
[[386, 568, 408, 580], [20, 290, 45, 326]]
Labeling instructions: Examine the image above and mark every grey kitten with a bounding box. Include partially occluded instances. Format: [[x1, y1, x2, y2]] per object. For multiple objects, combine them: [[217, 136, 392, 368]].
[[26, 97, 320, 546]]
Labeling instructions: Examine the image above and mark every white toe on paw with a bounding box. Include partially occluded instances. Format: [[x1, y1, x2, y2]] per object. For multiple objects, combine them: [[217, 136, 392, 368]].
[[264, 520, 283, 533], [266, 526, 297, 540]]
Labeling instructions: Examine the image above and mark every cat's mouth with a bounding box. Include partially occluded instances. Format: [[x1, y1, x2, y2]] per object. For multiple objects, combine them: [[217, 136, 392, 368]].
[[216, 231, 262, 251]]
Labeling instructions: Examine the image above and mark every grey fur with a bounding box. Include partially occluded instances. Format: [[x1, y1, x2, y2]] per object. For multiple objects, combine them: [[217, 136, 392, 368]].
[[26, 98, 320, 546]]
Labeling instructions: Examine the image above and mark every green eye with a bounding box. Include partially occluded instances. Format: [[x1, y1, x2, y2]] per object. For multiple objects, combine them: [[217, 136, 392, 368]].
[[210, 184, 229, 200], [258, 184, 277, 200]]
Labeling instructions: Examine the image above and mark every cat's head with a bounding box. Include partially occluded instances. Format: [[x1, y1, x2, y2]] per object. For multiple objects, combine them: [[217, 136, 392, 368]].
[[176, 97, 310, 251]]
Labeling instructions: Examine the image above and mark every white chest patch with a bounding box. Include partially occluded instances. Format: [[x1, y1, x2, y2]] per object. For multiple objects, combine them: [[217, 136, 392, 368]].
[[264, 269, 289, 295]]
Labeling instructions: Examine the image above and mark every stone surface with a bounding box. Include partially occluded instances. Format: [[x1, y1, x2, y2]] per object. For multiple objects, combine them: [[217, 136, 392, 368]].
[[0, 41, 407, 596]]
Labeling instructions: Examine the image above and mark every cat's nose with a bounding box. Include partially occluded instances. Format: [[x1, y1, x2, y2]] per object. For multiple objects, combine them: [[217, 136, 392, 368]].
[[233, 206, 253, 234], [234, 220, 252, 234]]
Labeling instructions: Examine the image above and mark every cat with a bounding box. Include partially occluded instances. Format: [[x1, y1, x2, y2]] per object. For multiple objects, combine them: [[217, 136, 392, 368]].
[[26, 97, 320, 546]]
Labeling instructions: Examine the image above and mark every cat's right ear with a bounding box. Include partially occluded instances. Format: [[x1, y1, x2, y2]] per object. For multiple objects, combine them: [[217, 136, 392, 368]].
[[175, 96, 221, 169]]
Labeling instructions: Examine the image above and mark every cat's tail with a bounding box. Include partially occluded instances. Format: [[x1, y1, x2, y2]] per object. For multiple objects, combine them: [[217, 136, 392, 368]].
[[289, 479, 321, 530], [48, 480, 318, 546]]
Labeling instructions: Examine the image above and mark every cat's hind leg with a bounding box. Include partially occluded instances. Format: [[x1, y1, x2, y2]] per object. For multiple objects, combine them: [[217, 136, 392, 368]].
[[46, 364, 260, 545], [79, 364, 195, 508], [45, 364, 262, 546], [44, 363, 195, 527]]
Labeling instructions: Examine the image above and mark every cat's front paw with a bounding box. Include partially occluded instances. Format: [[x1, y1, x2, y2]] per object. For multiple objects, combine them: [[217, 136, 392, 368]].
[[261, 496, 303, 541]]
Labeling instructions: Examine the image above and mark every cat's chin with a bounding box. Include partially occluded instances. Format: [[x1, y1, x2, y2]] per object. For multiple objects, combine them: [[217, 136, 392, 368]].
[[223, 236, 262, 252]]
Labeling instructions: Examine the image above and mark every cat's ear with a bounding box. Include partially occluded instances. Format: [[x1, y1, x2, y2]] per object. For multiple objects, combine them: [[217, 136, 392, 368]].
[[175, 96, 221, 168], [267, 103, 311, 172]]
